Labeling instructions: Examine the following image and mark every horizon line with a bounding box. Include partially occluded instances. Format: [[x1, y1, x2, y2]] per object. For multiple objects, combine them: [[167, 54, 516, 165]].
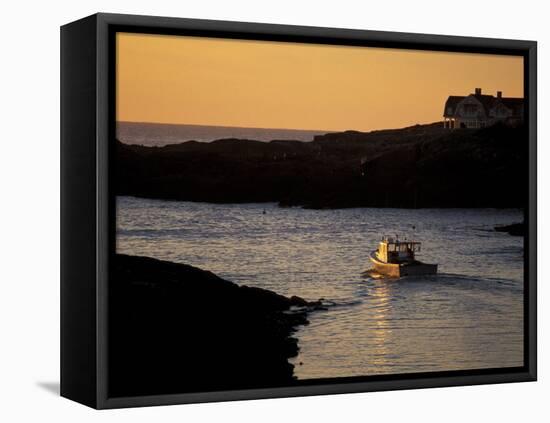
[[116, 120, 441, 134], [116, 120, 338, 133]]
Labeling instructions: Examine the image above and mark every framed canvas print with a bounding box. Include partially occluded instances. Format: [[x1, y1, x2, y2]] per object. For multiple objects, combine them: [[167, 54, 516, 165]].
[[60, 13, 537, 409]]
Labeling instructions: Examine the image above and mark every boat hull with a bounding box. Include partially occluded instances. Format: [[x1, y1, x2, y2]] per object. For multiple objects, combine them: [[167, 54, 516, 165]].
[[369, 252, 438, 277]]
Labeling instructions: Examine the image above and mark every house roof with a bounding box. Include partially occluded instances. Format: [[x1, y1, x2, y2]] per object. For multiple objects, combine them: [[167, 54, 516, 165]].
[[443, 96, 464, 117], [444, 93, 524, 117], [501, 98, 524, 108], [473, 94, 498, 115]]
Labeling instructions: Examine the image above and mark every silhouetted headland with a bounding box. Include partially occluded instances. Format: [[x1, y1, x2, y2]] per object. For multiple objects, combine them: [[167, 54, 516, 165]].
[[110, 254, 324, 397], [116, 122, 527, 208]]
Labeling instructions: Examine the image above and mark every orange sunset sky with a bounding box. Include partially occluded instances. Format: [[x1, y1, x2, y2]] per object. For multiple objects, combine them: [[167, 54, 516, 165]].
[[116, 32, 524, 132]]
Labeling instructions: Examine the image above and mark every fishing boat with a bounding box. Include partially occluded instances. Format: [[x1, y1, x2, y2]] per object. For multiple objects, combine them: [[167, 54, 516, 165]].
[[368, 236, 438, 277]]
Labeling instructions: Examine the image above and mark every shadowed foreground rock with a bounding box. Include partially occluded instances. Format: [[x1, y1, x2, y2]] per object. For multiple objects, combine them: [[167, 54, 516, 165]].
[[109, 254, 321, 397]]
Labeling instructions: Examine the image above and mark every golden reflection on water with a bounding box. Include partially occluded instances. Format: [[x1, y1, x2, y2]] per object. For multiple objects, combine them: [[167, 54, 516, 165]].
[[368, 282, 393, 369]]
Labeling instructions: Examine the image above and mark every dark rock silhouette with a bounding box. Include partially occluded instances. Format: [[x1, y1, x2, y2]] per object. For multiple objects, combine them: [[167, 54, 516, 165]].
[[115, 122, 528, 208], [109, 254, 321, 397], [495, 222, 525, 236]]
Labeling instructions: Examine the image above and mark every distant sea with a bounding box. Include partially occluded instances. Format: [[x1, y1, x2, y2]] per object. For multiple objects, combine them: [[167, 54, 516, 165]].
[[117, 121, 333, 146]]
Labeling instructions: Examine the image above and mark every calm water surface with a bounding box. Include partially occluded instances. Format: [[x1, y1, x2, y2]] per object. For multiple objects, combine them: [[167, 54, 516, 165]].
[[116, 196, 524, 379]]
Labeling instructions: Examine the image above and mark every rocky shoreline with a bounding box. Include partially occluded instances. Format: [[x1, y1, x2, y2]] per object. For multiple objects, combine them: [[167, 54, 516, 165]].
[[109, 254, 324, 397]]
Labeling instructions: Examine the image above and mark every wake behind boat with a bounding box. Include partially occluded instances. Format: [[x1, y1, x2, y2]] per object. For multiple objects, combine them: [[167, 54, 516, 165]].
[[367, 236, 438, 278]]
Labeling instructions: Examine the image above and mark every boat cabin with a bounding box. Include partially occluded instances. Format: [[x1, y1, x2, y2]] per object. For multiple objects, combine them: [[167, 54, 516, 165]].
[[375, 238, 421, 264]]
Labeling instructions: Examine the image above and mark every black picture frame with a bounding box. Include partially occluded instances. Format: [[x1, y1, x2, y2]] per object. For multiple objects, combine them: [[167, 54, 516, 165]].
[[61, 12, 537, 409]]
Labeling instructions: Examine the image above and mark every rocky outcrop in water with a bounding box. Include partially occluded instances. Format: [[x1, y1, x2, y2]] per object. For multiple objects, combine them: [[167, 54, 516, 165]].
[[109, 254, 322, 397], [495, 222, 526, 236]]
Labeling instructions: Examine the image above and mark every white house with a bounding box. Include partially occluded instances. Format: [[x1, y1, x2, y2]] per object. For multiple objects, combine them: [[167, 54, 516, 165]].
[[443, 88, 524, 129]]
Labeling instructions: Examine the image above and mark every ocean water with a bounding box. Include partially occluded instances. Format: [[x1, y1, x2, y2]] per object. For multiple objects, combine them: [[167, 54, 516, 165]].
[[116, 196, 524, 379], [117, 121, 331, 145]]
